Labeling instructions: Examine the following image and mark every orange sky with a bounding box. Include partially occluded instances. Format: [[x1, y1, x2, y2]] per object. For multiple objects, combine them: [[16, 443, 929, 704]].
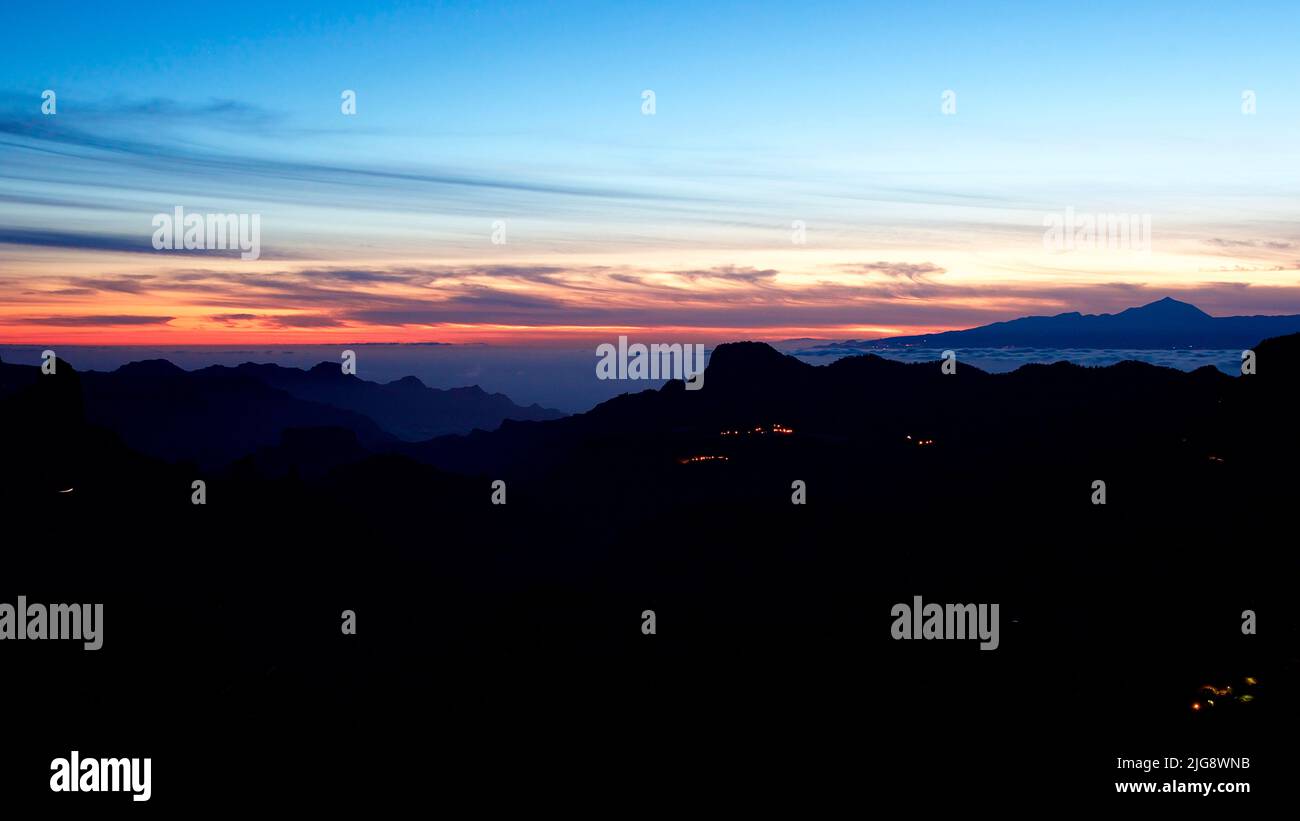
[[5, 242, 1299, 346]]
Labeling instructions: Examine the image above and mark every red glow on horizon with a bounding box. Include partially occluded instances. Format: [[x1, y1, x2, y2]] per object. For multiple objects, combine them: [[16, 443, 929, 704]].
[[0, 321, 952, 347]]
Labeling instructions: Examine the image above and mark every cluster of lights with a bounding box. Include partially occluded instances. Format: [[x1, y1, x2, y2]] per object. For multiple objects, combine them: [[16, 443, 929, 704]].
[[678, 455, 729, 464], [720, 424, 794, 436], [1191, 677, 1257, 712], [905, 435, 936, 447]]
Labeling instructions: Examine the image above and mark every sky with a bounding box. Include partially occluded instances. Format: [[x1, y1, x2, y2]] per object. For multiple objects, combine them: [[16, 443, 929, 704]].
[[2, 0, 1299, 345]]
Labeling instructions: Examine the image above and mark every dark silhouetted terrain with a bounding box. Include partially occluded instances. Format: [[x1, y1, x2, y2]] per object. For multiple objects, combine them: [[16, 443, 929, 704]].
[[61, 359, 564, 469], [817, 297, 1300, 349], [221, 361, 564, 440], [1, 334, 1294, 807]]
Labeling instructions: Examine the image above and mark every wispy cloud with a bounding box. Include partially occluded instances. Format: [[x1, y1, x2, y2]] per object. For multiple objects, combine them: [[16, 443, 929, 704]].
[[15, 314, 174, 326]]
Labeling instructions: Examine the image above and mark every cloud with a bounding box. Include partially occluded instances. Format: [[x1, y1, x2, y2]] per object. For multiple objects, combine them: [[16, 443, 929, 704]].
[[11, 257, 1300, 338], [207, 313, 260, 325], [838, 261, 946, 281], [205, 313, 343, 328], [0, 228, 155, 254], [257, 314, 345, 328], [15, 315, 174, 326], [669, 265, 780, 283], [0, 92, 283, 130], [0, 228, 283, 258], [0, 98, 687, 204], [63, 275, 156, 294], [0, 192, 122, 211], [1205, 238, 1293, 250], [92, 97, 283, 132]]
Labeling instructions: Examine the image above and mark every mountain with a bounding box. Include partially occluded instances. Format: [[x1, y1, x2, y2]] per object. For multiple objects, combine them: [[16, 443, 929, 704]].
[[40, 358, 562, 470], [398, 334, 1257, 487], [213, 361, 564, 441], [6, 336, 1294, 803], [77, 360, 396, 469], [815, 297, 1300, 349]]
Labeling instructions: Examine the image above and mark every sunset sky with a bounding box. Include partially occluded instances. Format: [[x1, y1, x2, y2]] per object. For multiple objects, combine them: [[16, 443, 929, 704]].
[[2, 0, 1299, 345]]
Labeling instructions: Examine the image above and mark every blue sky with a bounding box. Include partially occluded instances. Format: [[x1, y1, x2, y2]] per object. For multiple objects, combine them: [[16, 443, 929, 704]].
[[2, 1, 1299, 343]]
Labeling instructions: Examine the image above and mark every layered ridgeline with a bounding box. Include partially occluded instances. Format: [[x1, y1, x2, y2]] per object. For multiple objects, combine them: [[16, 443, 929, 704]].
[[802, 297, 1300, 350], [395, 330, 1300, 512], [5, 331, 1292, 789], [218, 362, 564, 441], [4, 329, 1298, 502], [0, 358, 563, 471], [399, 338, 1228, 480]]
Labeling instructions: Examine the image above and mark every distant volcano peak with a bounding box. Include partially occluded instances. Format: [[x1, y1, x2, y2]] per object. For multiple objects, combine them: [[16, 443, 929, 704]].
[[823, 297, 1300, 350], [1121, 297, 1212, 321]]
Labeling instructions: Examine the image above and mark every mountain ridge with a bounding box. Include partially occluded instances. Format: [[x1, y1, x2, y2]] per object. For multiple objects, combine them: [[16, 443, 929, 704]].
[[218, 361, 565, 440], [807, 297, 1300, 350]]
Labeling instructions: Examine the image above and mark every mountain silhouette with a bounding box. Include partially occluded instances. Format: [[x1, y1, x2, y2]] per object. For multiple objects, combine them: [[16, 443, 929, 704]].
[[217, 361, 564, 440], [813, 297, 1300, 349], [5, 333, 1294, 801], [398, 335, 1257, 492], [77, 360, 396, 469], [58, 359, 566, 468]]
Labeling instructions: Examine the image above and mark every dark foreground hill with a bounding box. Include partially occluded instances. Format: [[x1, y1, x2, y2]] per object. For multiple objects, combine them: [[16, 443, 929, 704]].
[[74, 360, 397, 470], [1, 337, 1296, 807], [21, 358, 565, 469], [399, 336, 1248, 498], [218, 361, 564, 440]]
